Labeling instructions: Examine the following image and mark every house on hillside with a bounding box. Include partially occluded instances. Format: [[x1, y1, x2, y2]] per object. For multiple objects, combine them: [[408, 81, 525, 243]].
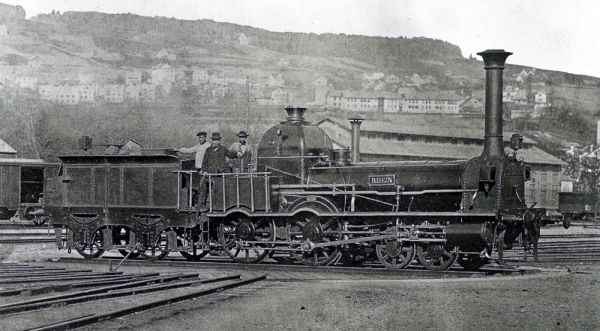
[[386, 74, 400, 84], [151, 63, 184, 87], [238, 33, 250, 46], [267, 74, 284, 88], [14, 76, 38, 90], [397, 86, 416, 96], [312, 77, 328, 88], [125, 71, 142, 86], [154, 48, 176, 61], [401, 91, 461, 114], [460, 97, 484, 114], [192, 68, 209, 85]]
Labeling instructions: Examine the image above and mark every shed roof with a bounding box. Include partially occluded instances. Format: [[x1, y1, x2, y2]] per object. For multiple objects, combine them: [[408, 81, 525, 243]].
[[329, 137, 562, 166], [320, 117, 535, 143], [0, 138, 17, 154]]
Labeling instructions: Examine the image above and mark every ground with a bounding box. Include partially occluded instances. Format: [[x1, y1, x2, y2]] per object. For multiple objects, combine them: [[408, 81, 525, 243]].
[[1, 226, 600, 330]]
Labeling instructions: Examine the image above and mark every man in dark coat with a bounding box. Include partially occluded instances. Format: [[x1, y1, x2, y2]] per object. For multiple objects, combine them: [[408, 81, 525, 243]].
[[198, 132, 238, 211], [201, 132, 238, 173]]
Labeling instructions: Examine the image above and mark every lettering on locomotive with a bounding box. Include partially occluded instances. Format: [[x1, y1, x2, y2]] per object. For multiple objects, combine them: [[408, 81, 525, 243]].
[[368, 174, 395, 186]]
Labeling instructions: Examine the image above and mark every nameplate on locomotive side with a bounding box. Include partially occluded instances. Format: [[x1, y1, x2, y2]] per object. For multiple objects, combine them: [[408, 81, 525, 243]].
[[368, 175, 395, 186]]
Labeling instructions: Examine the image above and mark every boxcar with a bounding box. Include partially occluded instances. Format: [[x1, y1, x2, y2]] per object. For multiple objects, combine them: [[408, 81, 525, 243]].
[[0, 157, 57, 223]]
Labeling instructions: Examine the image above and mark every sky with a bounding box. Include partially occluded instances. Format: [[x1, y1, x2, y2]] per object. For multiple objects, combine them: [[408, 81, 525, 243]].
[[3, 0, 600, 77]]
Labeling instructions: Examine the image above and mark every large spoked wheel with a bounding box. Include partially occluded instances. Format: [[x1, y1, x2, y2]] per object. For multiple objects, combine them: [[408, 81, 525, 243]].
[[288, 213, 342, 266], [376, 240, 416, 269], [416, 243, 458, 271], [74, 229, 105, 259], [218, 215, 275, 264], [457, 254, 488, 271], [140, 230, 170, 261]]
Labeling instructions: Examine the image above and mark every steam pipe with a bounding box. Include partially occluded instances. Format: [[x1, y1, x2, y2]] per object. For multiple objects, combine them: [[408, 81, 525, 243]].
[[477, 49, 512, 159], [349, 116, 364, 163]]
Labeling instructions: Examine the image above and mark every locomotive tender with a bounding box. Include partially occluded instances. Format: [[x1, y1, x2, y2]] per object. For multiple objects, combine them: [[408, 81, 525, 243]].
[[47, 49, 555, 270]]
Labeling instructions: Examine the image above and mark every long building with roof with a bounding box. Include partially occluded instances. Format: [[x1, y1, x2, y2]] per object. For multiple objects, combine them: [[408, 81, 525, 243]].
[[325, 90, 462, 114], [317, 116, 563, 210]]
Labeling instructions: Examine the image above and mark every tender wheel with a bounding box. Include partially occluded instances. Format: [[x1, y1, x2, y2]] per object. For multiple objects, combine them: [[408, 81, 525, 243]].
[[218, 215, 274, 264], [180, 249, 209, 261], [179, 229, 209, 261], [457, 254, 488, 271], [416, 243, 458, 271], [140, 230, 170, 261], [287, 213, 342, 266], [376, 240, 416, 269], [115, 227, 140, 258], [74, 229, 104, 259]]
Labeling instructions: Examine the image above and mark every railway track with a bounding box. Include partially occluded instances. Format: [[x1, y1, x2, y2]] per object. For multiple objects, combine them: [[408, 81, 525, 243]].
[[0, 227, 64, 244], [0, 263, 267, 330], [55, 255, 537, 278], [496, 234, 600, 263]]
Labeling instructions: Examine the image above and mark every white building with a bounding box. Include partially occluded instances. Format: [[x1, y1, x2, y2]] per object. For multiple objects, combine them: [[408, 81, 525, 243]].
[[386, 74, 400, 84], [15, 76, 38, 90], [125, 71, 142, 86], [267, 74, 284, 88], [78, 84, 95, 103], [192, 68, 209, 85], [238, 33, 249, 46], [151, 64, 184, 87], [154, 48, 176, 61], [101, 84, 125, 103], [401, 91, 461, 114]]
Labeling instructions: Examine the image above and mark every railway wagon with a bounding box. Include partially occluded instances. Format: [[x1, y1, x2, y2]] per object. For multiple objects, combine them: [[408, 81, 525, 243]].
[[558, 192, 597, 221], [0, 157, 57, 224], [45, 152, 210, 260]]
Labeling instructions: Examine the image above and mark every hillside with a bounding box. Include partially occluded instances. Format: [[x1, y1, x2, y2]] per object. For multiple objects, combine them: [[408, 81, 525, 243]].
[[1, 4, 600, 158]]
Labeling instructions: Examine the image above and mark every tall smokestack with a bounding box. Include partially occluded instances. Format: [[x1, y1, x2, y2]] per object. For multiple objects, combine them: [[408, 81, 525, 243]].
[[349, 116, 364, 163], [477, 49, 512, 159]]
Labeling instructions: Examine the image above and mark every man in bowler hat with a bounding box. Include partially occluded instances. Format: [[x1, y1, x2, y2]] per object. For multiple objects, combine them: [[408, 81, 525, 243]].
[[198, 132, 238, 211], [229, 130, 253, 173]]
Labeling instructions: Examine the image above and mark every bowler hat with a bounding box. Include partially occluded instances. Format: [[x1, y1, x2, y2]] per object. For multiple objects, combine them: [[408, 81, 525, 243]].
[[237, 130, 249, 137], [196, 131, 207, 137], [211, 132, 221, 140]]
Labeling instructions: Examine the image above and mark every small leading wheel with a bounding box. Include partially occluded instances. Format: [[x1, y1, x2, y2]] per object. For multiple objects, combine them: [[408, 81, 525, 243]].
[[287, 213, 342, 266], [457, 254, 488, 271], [74, 229, 105, 259], [416, 243, 458, 271], [218, 216, 274, 264], [140, 230, 170, 261], [375, 240, 416, 269]]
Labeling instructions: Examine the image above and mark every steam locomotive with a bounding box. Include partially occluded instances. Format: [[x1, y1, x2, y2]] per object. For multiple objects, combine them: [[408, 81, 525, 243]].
[[46, 50, 558, 270]]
